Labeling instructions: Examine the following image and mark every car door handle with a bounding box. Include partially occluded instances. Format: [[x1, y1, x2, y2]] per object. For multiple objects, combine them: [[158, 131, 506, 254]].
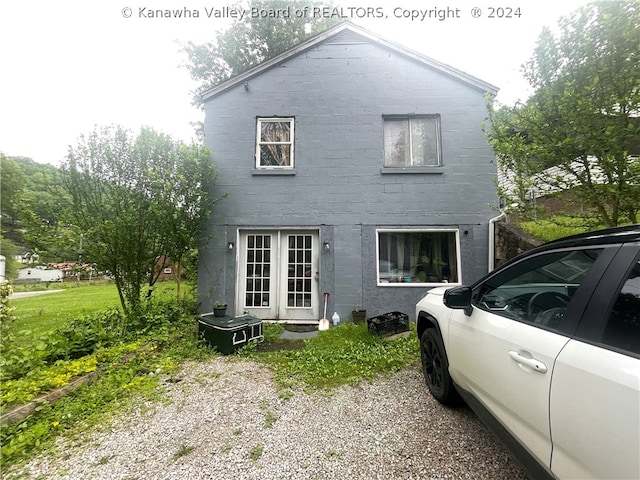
[[508, 351, 548, 373]]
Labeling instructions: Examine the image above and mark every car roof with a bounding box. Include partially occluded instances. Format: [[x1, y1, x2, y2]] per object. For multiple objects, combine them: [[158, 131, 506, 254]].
[[531, 224, 640, 253]]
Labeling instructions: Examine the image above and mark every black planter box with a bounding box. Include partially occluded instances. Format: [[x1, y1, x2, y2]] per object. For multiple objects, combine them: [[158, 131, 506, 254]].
[[367, 311, 410, 337], [198, 314, 263, 354]]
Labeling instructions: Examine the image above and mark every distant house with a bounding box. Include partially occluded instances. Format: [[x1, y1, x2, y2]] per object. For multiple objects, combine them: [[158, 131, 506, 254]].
[[16, 266, 63, 284], [153, 256, 178, 282], [497, 154, 640, 212], [198, 22, 499, 321], [15, 251, 39, 264], [48, 262, 101, 282]]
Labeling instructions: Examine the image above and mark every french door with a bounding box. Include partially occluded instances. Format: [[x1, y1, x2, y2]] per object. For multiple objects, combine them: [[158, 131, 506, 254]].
[[237, 230, 319, 321]]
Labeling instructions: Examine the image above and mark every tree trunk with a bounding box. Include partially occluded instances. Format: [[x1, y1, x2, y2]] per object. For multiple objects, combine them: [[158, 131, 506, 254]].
[[175, 260, 182, 299]]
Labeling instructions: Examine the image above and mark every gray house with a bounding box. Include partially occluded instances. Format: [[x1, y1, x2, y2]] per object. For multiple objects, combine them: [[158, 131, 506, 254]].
[[198, 22, 499, 323]]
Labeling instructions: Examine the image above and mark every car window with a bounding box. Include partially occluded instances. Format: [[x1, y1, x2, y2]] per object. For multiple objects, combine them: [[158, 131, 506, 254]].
[[472, 248, 603, 330], [601, 257, 640, 355]]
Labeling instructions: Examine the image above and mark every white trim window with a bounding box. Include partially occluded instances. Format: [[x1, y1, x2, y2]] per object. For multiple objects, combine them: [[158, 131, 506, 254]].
[[377, 229, 460, 286], [383, 115, 441, 167], [256, 117, 294, 168]]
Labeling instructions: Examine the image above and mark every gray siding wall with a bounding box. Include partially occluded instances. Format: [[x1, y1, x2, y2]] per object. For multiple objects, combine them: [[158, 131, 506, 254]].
[[199, 36, 498, 320]]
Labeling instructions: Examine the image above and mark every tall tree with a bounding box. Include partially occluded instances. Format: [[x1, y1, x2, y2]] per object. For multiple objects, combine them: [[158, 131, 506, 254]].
[[0, 155, 26, 230], [0, 236, 20, 279], [16, 157, 69, 230], [487, 0, 640, 226], [62, 126, 218, 317], [1, 155, 74, 262], [181, 0, 340, 107]]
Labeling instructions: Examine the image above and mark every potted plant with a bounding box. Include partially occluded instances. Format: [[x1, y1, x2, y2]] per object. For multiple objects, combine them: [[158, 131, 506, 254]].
[[213, 301, 228, 317], [352, 305, 367, 324]]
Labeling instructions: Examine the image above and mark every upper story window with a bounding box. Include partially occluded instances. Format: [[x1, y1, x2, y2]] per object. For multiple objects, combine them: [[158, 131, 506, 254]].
[[256, 118, 294, 169], [383, 115, 441, 168]]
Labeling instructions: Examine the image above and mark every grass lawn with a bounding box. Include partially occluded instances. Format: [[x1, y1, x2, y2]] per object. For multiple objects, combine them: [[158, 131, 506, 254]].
[[9, 283, 122, 342], [8, 281, 188, 343]]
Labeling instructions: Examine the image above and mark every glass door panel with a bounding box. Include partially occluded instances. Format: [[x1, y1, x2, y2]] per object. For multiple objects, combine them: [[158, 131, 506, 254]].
[[287, 234, 313, 308], [244, 234, 272, 308], [238, 230, 319, 321]]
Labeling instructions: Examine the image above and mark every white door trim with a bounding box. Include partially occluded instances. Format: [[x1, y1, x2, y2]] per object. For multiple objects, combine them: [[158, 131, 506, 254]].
[[235, 228, 320, 322]]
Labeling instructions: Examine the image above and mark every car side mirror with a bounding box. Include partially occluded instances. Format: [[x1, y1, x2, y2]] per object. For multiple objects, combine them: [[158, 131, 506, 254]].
[[444, 286, 473, 316]]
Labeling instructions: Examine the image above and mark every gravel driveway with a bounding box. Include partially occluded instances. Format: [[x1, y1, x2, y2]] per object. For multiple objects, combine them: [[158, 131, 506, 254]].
[[10, 357, 527, 479]]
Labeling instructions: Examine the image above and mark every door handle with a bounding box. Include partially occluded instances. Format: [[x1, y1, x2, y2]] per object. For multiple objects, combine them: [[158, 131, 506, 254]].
[[508, 350, 548, 373]]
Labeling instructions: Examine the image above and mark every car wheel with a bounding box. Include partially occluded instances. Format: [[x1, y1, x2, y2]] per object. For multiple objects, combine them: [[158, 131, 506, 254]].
[[420, 329, 462, 406]]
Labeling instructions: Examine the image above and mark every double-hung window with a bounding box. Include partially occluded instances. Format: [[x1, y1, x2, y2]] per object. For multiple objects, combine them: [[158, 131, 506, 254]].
[[256, 117, 294, 169], [383, 115, 441, 167]]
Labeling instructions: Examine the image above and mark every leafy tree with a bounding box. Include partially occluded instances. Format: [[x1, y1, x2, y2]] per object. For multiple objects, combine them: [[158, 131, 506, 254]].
[[1, 155, 74, 262], [487, 1, 640, 226], [0, 237, 20, 279], [10, 157, 68, 228], [0, 155, 26, 230], [61, 126, 218, 318], [181, 0, 340, 107], [18, 209, 81, 263]]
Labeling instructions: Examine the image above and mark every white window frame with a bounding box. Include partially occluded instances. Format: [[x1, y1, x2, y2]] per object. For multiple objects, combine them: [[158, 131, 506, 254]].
[[383, 115, 442, 168], [375, 228, 461, 287], [255, 117, 295, 169]]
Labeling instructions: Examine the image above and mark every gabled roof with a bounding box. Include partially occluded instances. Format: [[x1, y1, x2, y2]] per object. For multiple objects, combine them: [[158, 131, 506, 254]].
[[201, 21, 498, 102]]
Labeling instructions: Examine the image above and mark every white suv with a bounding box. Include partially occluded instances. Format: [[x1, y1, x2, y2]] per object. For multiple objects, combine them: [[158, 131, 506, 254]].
[[415, 225, 639, 480]]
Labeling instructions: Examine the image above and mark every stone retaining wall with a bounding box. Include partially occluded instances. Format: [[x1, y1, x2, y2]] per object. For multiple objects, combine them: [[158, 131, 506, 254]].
[[494, 221, 543, 268]]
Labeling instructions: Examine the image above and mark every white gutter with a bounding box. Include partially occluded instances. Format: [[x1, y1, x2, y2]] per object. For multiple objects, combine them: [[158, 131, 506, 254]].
[[488, 211, 506, 272]]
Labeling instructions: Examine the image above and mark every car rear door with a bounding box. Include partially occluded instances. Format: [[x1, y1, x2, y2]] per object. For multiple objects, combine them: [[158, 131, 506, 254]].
[[446, 247, 615, 471], [550, 244, 640, 479]]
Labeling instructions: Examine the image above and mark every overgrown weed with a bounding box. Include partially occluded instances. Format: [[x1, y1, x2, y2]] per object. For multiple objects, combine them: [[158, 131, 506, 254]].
[[241, 323, 419, 390], [0, 295, 216, 469]]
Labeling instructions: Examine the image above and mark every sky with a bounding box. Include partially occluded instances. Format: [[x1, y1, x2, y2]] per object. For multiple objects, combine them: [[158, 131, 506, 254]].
[[1, 0, 590, 166]]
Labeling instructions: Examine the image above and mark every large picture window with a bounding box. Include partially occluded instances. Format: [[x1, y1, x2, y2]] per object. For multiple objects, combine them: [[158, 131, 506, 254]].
[[383, 115, 441, 167], [377, 230, 459, 285], [256, 117, 294, 168]]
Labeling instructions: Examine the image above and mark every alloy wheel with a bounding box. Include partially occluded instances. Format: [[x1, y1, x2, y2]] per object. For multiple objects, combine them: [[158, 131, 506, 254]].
[[422, 335, 443, 391]]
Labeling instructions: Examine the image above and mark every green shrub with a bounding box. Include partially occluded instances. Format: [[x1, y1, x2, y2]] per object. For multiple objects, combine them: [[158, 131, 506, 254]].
[[262, 322, 285, 343], [1, 308, 124, 382], [0, 281, 18, 345], [50, 308, 124, 361], [519, 215, 602, 242], [1, 297, 197, 382]]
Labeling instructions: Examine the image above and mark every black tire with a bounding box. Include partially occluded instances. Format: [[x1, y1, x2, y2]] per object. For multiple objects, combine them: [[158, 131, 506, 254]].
[[420, 329, 462, 406]]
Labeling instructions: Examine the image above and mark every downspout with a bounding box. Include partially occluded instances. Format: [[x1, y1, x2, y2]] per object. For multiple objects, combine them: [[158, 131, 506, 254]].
[[488, 211, 506, 273]]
